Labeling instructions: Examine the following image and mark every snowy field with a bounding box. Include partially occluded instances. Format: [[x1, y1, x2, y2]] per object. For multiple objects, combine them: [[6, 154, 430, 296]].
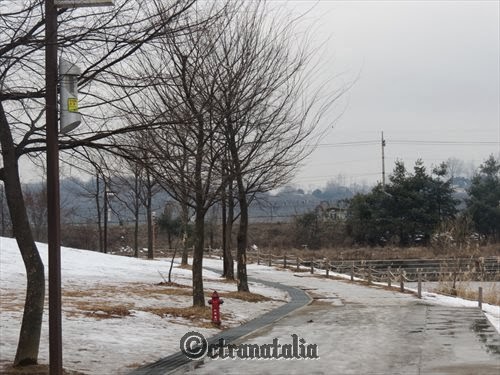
[[0, 237, 287, 374], [1, 236, 498, 374]]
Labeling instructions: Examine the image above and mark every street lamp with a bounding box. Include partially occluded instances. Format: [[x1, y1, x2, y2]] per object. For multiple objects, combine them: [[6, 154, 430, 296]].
[[45, 1, 114, 374], [59, 58, 81, 133], [103, 186, 114, 254]]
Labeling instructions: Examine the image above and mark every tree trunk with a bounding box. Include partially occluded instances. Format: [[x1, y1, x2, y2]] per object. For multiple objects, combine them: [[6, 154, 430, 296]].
[[95, 174, 103, 253], [146, 171, 154, 259], [236, 188, 249, 292], [225, 185, 235, 280], [167, 231, 172, 250], [0, 103, 45, 365], [221, 192, 227, 277], [221, 181, 234, 279], [146, 191, 153, 260], [192, 208, 205, 306], [227, 124, 248, 291], [133, 173, 140, 257], [134, 206, 139, 257], [181, 201, 189, 266], [103, 181, 109, 254]]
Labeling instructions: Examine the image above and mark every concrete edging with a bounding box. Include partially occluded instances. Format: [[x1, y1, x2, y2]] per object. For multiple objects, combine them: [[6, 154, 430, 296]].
[[129, 270, 312, 375]]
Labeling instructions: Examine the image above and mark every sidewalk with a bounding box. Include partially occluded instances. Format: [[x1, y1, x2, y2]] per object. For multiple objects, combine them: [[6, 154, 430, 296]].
[[133, 261, 500, 375], [130, 271, 311, 375]]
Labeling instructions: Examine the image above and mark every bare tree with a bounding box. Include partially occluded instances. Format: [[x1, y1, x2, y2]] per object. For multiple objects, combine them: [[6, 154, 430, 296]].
[[221, 163, 235, 280], [116, 0, 346, 297], [23, 182, 48, 242], [114, 2, 234, 306], [112, 160, 147, 257], [0, 0, 198, 366], [63, 150, 117, 253], [143, 164, 160, 259], [445, 157, 465, 181], [209, 1, 345, 291]]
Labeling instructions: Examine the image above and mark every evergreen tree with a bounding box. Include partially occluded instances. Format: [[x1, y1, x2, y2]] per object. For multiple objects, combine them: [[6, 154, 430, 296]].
[[347, 160, 458, 246], [466, 155, 500, 241]]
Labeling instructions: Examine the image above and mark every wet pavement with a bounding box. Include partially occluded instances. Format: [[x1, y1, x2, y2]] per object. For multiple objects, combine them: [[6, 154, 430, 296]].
[[188, 279, 500, 375], [129, 275, 311, 375], [131, 265, 499, 375]]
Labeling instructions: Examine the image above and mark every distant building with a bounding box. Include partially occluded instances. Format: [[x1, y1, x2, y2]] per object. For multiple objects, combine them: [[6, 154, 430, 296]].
[[314, 201, 347, 221]]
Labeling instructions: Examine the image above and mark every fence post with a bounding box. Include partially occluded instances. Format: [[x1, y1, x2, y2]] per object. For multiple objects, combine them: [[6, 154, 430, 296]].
[[284, 254, 287, 269], [417, 272, 422, 298], [296, 256, 300, 271], [325, 258, 329, 278], [268, 253, 272, 267], [367, 267, 372, 285], [478, 286, 483, 309], [387, 266, 392, 287], [310, 256, 314, 274], [257, 253, 260, 265], [399, 268, 404, 292], [351, 263, 354, 281]]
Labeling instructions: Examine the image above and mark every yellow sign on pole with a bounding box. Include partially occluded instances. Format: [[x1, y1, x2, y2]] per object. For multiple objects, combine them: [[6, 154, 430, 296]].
[[68, 98, 78, 112]]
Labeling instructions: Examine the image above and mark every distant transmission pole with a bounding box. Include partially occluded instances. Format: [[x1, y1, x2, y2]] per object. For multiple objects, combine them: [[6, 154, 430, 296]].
[[381, 131, 386, 189]]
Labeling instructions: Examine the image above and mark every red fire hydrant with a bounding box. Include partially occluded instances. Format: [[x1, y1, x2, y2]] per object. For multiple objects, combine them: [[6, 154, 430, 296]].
[[208, 291, 224, 325]]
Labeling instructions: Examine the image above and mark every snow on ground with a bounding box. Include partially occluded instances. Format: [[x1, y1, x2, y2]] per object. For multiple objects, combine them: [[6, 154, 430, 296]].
[[1, 236, 498, 374], [0, 237, 286, 374]]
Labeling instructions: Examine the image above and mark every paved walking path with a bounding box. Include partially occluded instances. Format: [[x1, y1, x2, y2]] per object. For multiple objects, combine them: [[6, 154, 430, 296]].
[[129, 273, 311, 375], [131, 264, 500, 375]]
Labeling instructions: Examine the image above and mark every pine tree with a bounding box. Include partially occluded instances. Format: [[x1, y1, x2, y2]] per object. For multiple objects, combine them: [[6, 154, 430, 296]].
[[466, 155, 500, 241]]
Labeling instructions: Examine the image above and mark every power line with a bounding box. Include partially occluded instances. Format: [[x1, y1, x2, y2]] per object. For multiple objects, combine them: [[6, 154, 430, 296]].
[[314, 139, 498, 148], [390, 140, 497, 146]]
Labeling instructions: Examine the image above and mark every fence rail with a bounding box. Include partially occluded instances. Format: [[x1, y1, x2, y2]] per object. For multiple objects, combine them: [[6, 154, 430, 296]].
[[250, 253, 499, 283], [114, 246, 496, 307], [114, 246, 498, 285], [251, 252, 498, 307]]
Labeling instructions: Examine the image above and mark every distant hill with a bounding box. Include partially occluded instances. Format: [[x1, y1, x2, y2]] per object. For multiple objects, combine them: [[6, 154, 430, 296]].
[[15, 177, 470, 225]]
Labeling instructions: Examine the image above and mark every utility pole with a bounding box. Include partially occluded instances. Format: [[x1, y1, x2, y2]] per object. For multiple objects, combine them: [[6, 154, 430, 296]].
[[45, 0, 62, 373], [103, 182, 109, 254], [381, 131, 386, 190], [46, 3, 114, 373]]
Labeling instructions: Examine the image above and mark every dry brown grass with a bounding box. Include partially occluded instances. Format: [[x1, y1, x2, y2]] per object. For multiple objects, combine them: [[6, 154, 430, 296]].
[[219, 291, 271, 302], [62, 289, 96, 298], [0, 290, 25, 312], [157, 281, 191, 288], [143, 305, 211, 320], [0, 362, 85, 375], [62, 283, 193, 303], [434, 282, 499, 305], [260, 244, 500, 261], [140, 305, 232, 328], [142, 286, 192, 297], [213, 278, 238, 284], [68, 302, 134, 320], [55, 280, 278, 325]]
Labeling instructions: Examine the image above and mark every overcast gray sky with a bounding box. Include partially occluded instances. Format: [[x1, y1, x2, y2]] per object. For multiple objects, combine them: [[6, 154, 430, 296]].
[[284, 0, 500, 189], [16, 1, 500, 189]]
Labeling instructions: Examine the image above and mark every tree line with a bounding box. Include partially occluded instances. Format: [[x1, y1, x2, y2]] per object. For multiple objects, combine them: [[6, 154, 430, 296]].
[[294, 156, 500, 249], [0, 0, 342, 366]]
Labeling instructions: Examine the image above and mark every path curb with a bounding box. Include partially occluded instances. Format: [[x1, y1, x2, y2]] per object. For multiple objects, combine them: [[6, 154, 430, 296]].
[[129, 271, 311, 375]]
